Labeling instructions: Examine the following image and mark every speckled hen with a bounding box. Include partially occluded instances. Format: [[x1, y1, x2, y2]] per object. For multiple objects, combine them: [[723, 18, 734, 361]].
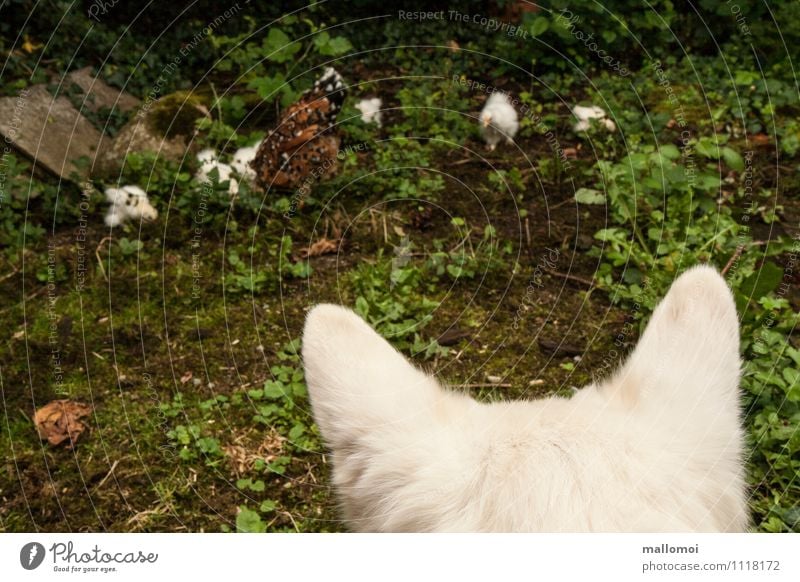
[[251, 67, 346, 190]]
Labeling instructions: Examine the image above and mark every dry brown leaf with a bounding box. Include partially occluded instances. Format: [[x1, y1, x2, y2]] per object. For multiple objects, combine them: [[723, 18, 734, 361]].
[[21, 35, 43, 54], [300, 238, 340, 258], [223, 428, 285, 476], [180, 371, 193, 384], [751, 134, 771, 147], [34, 400, 92, 448]]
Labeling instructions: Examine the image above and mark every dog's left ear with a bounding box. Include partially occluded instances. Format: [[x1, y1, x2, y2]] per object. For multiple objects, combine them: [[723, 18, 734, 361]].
[[602, 265, 742, 416]]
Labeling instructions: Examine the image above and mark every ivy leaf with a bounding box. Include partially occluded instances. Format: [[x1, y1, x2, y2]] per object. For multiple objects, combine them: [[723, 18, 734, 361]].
[[594, 227, 625, 242], [314, 31, 353, 56], [739, 262, 783, 301], [529, 17, 549, 37], [697, 173, 721, 191], [695, 139, 719, 159], [260, 500, 277, 513], [236, 507, 266, 533], [721, 146, 745, 171], [575, 188, 606, 204], [782, 368, 800, 402], [354, 296, 369, 319], [288, 423, 306, 440], [659, 144, 680, 160], [236, 478, 265, 492], [324, 36, 353, 56], [247, 74, 286, 100], [263, 380, 285, 399], [263, 28, 300, 63]]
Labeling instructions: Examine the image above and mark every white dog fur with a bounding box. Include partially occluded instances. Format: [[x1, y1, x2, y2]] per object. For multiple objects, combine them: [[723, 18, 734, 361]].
[[302, 266, 748, 532]]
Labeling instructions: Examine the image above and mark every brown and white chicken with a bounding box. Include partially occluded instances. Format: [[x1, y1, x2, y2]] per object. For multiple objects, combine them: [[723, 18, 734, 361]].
[[251, 67, 346, 191]]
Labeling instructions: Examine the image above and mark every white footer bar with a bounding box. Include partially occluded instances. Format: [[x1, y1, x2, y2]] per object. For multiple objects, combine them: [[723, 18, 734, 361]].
[[2, 533, 797, 581]]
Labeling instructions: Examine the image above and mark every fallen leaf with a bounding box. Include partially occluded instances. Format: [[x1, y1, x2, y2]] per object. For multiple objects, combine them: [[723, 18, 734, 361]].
[[300, 238, 340, 258], [180, 371, 193, 384], [21, 35, 43, 54], [538, 338, 584, 357], [34, 400, 92, 448], [437, 326, 471, 346], [563, 147, 578, 159]]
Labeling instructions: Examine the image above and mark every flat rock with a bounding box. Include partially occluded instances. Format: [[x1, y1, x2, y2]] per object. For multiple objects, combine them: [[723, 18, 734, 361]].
[[0, 84, 102, 181], [63, 67, 141, 115], [94, 111, 190, 178]]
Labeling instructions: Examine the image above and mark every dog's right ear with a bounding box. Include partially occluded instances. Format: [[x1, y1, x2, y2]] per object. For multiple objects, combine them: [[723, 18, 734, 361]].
[[603, 265, 742, 418], [302, 304, 443, 451]]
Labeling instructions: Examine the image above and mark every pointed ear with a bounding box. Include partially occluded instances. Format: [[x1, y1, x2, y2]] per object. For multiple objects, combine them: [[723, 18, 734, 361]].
[[302, 304, 441, 450], [605, 266, 741, 414]]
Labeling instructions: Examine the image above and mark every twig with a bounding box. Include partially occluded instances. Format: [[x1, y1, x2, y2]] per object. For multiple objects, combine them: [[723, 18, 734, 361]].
[[369, 208, 378, 236], [0, 263, 20, 283], [549, 197, 574, 210], [550, 270, 595, 287], [447, 230, 473, 255], [93, 459, 120, 491], [95, 237, 112, 282], [458, 383, 512, 388], [721, 240, 768, 276], [525, 216, 531, 252], [6, 286, 48, 314], [721, 246, 746, 276], [281, 510, 300, 532], [239, 377, 270, 391]]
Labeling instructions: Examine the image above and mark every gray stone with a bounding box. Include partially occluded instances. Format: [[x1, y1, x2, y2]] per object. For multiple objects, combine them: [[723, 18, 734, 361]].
[[63, 67, 141, 115], [0, 84, 103, 181], [93, 110, 191, 178]]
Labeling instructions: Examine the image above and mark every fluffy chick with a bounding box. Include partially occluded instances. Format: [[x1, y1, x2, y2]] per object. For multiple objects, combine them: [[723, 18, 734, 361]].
[[104, 185, 158, 227], [231, 141, 261, 183], [479, 92, 519, 151], [195, 148, 239, 195], [572, 105, 616, 132], [355, 97, 383, 126]]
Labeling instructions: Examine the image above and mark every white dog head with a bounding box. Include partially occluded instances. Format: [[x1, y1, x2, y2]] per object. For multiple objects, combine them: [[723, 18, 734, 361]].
[[302, 266, 748, 532]]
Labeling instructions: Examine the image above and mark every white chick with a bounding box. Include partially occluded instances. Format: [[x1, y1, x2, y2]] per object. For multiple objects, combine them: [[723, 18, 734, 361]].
[[231, 141, 261, 183], [572, 105, 616, 132], [355, 97, 383, 127], [195, 148, 239, 195], [479, 92, 519, 151], [196, 148, 216, 164], [104, 185, 158, 227]]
